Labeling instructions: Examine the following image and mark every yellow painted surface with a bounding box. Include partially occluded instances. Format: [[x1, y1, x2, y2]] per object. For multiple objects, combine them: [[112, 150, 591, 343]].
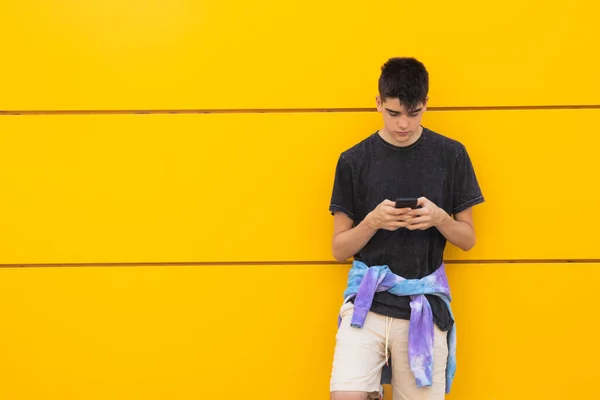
[[1, 0, 598, 398], [0, 265, 347, 399], [1, 109, 599, 264], [1, 0, 598, 110], [0, 263, 598, 399]]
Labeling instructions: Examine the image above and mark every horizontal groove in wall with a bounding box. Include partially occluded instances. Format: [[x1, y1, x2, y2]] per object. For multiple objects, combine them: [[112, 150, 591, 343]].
[[1, 105, 600, 116], [1, 259, 599, 268]]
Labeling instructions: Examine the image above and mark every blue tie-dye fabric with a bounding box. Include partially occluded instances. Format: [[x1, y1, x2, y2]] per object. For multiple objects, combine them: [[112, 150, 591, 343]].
[[340, 260, 456, 394]]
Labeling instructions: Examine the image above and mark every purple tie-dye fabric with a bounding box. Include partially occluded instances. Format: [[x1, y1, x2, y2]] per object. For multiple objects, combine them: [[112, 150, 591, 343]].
[[339, 260, 456, 393]]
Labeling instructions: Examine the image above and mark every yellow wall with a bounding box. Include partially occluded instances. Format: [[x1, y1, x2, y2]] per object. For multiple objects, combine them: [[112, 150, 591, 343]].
[[1, 1, 599, 399], [2, 0, 599, 110], [2, 264, 600, 400]]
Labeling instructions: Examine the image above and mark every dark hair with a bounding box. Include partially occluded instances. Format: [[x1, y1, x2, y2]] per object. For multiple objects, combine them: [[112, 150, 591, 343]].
[[378, 57, 429, 112]]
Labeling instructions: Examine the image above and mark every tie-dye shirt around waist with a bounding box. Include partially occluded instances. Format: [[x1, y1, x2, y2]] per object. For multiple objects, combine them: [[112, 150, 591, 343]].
[[340, 260, 456, 394]]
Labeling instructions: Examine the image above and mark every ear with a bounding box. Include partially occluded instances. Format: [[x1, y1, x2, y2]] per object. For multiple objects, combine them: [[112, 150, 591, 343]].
[[422, 96, 429, 112], [376, 95, 383, 112]]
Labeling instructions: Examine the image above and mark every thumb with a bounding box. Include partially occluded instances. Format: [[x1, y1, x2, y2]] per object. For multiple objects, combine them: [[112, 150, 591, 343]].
[[417, 197, 430, 207]]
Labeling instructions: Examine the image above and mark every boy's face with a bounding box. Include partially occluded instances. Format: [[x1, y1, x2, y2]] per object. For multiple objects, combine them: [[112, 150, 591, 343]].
[[376, 96, 428, 147]]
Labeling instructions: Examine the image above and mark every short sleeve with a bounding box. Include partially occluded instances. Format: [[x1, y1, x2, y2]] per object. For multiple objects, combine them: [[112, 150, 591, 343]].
[[329, 154, 355, 220], [452, 147, 485, 215]]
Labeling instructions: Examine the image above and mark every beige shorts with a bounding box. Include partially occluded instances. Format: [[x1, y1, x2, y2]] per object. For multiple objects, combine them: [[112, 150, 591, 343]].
[[330, 302, 449, 400]]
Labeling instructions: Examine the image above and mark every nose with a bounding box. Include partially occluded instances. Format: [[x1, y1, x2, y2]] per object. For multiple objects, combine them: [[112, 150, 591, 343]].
[[397, 115, 409, 130]]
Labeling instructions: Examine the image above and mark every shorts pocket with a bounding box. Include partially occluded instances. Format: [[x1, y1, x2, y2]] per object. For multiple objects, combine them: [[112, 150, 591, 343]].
[[339, 301, 354, 319]]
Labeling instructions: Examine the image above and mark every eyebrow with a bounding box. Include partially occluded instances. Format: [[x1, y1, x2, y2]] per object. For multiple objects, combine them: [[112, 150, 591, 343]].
[[385, 108, 422, 114]]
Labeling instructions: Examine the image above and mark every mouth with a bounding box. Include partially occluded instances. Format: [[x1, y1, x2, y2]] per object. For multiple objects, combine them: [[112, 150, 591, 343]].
[[395, 131, 410, 136]]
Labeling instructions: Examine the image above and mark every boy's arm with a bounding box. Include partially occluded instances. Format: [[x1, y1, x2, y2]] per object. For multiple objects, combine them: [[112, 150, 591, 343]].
[[331, 212, 376, 262], [406, 197, 476, 251], [435, 207, 476, 251], [332, 200, 413, 261]]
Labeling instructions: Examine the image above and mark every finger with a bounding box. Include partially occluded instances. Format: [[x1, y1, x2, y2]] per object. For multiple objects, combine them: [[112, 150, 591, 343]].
[[417, 197, 429, 207], [383, 206, 411, 215], [383, 222, 409, 231], [381, 199, 396, 207], [391, 216, 410, 224], [408, 208, 428, 216], [407, 223, 430, 231], [407, 216, 428, 224]]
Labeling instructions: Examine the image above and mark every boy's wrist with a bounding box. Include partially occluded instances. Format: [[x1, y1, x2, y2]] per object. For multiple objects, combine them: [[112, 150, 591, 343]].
[[362, 212, 379, 232], [434, 208, 452, 228]]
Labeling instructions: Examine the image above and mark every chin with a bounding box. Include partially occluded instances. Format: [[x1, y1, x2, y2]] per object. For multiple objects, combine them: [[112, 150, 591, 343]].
[[393, 133, 413, 142]]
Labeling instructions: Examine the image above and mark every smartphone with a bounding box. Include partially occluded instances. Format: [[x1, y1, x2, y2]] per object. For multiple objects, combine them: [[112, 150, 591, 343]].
[[395, 197, 418, 209]]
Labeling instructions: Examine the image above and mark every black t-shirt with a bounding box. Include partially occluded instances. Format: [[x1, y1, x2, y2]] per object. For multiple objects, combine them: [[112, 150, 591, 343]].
[[329, 128, 484, 331]]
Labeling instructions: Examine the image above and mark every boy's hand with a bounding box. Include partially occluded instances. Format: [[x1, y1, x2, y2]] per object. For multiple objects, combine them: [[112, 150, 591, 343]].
[[366, 200, 413, 231], [405, 197, 450, 230]]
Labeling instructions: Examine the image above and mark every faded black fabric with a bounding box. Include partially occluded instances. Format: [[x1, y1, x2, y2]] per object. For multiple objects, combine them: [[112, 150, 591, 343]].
[[329, 128, 484, 330]]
